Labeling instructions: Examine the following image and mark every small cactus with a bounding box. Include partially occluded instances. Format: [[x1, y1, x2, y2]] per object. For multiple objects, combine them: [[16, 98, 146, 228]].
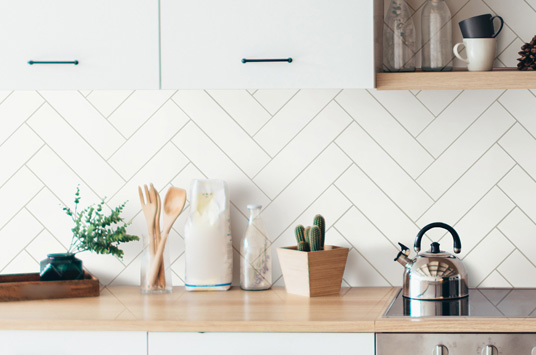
[[295, 225, 310, 251], [295, 225, 306, 243], [293, 214, 327, 252], [305, 226, 311, 245], [298, 241, 310, 252], [309, 226, 322, 251], [313, 214, 325, 249]]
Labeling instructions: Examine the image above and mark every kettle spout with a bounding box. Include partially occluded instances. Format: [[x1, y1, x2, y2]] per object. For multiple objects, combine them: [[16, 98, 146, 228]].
[[394, 242, 413, 268]]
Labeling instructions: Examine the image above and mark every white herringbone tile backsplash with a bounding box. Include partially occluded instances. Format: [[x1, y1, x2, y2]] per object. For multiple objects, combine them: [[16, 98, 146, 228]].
[[2, 0, 536, 288], [2, 87, 534, 289]]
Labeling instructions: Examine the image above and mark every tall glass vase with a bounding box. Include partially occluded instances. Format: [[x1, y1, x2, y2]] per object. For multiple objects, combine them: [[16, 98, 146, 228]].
[[383, 0, 416, 72], [421, 0, 453, 71]]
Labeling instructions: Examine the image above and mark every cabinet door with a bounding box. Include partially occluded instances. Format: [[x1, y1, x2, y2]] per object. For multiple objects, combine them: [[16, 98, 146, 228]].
[[0, 0, 159, 89], [161, 0, 374, 89], [0, 331, 147, 355], [149, 332, 374, 355]]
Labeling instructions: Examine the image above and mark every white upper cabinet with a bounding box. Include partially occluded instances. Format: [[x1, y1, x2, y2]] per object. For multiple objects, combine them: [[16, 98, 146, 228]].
[[0, 0, 159, 89], [160, 0, 375, 89]]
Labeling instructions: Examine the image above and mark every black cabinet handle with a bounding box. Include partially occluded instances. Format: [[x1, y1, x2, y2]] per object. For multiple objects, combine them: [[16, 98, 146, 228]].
[[28, 60, 79, 65], [241, 58, 292, 63]]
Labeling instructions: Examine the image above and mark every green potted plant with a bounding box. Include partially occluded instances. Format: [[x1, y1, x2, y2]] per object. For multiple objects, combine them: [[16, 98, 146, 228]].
[[277, 214, 349, 297], [40, 187, 139, 281]]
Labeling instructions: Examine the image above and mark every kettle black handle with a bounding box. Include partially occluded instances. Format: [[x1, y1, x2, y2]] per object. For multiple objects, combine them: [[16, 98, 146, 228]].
[[414, 222, 461, 254]]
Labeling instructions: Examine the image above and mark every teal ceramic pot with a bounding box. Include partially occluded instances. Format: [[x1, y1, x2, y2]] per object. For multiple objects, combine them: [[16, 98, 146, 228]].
[[40, 253, 84, 281]]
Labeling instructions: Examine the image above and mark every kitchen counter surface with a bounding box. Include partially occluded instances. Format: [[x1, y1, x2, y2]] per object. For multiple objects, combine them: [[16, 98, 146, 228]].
[[0, 286, 396, 332], [3, 287, 536, 333]]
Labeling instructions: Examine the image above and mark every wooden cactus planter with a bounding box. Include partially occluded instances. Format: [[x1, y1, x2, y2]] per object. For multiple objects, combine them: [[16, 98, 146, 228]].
[[277, 245, 349, 297]]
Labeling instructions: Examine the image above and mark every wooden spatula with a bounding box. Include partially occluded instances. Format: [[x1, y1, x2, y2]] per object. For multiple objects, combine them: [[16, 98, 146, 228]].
[[146, 187, 187, 288], [152, 186, 166, 288]]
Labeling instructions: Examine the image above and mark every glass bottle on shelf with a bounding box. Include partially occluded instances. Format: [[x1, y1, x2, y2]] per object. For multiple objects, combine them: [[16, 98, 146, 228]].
[[240, 204, 272, 291], [383, 0, 416, 72], [421, 0, 453, 71]]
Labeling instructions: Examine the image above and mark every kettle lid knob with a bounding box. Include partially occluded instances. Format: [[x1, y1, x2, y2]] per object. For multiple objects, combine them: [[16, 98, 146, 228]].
[[430, 242, 441, 254]]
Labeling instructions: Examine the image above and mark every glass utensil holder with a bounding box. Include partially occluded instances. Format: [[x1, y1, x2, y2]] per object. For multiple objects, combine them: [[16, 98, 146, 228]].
[[141, 234, 172, 294]]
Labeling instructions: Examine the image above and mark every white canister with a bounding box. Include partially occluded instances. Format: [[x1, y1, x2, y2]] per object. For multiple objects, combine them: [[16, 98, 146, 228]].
[[184, 179, 232, 291]]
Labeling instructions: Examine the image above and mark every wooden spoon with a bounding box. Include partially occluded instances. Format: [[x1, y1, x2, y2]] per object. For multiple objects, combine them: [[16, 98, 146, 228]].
[[146, 187, 187, 288]]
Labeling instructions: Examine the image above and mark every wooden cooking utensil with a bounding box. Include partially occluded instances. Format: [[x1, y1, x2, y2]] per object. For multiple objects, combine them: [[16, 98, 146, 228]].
[[138, 184, 157, 256], [152, 186, 166, 288], [146, 187, 187, 288]]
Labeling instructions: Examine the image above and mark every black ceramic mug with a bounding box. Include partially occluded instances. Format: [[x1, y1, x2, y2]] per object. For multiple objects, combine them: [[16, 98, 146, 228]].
[[459, 14, 504, 38]]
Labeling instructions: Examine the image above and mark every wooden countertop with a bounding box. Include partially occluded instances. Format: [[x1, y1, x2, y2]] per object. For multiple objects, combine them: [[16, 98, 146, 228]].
[[2, 287, 536, 333], [0, 287, 396, 332]]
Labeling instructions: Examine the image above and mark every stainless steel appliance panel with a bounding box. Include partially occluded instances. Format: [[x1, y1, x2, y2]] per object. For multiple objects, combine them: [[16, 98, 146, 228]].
[[377, 333, 536, 354]]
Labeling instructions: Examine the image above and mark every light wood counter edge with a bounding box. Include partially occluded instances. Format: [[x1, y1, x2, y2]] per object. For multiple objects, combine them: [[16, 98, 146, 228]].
[[0, 287, 397, 333], [374, 289, 536, 333], [374, 318, 536, 333], [4, 287, 536, 333], [0, 320, 377, 333]]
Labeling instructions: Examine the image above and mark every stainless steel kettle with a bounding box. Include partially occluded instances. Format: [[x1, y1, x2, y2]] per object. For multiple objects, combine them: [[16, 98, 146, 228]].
[[394, 222, 468, 300]]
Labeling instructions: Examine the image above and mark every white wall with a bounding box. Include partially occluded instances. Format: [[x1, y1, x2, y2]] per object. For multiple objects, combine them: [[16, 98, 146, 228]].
[[0, 0, 534, 288]]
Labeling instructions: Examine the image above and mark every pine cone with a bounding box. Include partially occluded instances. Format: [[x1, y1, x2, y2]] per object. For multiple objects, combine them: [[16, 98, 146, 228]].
[[517, 35, 536, 70]]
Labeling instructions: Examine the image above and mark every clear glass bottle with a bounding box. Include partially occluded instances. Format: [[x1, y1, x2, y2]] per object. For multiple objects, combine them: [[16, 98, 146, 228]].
[[240, 204, 272, 291], [383, 0, 416, 72], [421, 0, 453, 71]]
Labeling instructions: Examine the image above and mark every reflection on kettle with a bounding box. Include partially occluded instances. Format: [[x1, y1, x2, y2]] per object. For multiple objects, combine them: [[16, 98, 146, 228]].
[[402, 297, 469, 317], [394, 222, 469, 316]]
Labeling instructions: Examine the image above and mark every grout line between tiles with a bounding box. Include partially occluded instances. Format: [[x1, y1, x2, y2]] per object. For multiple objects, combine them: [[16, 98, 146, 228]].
[[414, 137, 514, 224], [414, 95, 513, 195], [332, 183, 401, 253], [245, 89, 273, 117], [0, 184, 45, 232], [333, 97, 436, 204], [0, 137, 45, 191], [253, 90, 342, 161], [414, 90, 465, 139], [365, 89, 437, 161], [333, 225, 392, 286], [105, 91, 177, 160], [269, 162, 353, 245], [0, 211, 45, 273], [24, 125, 112, 208], [477, 247, 517, 288], [169, 116, 272, 202], [102, 91, 136, 121], [203, 89, 274, 159], [251, 89, 301, 137], [0, 91, 14, 106], [80, 92, 129, 140]]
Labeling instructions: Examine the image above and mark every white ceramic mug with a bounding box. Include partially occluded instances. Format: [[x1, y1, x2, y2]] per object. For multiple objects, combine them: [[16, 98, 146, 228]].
[[453, 38, 496, 71]]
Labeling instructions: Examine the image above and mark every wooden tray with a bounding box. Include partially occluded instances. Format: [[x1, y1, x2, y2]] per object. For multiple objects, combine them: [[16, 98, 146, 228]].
[[0, 271, 99, 301]]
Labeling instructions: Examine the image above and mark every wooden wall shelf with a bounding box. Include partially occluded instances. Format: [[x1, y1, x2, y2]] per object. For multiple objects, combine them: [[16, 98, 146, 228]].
[[376, 68, 536, 90]]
